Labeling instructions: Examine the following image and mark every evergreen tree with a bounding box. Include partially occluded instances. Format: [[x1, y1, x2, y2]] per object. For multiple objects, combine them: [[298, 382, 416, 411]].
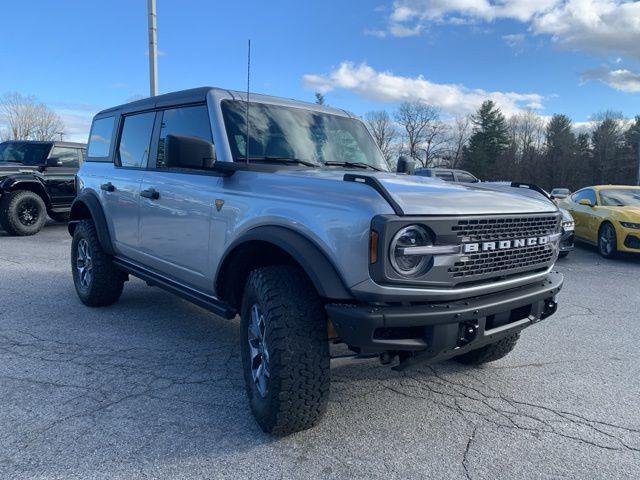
[[574, 132, 592, 188], [623, 116, 640, 185], [544, 114, 576, 189], [462, 100, 510, 179], [314, 92, 325, 105]]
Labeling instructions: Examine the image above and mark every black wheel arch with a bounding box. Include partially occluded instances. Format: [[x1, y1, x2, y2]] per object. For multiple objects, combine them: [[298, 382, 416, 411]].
[[0, 177, 51, 208], [215, 226, 353, 309], [68, 191, 114, 255]]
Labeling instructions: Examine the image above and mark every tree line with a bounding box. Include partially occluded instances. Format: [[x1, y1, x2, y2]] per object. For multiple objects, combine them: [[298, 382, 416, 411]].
[[0, 92, 65, 142], [364, 100, 640, 191]]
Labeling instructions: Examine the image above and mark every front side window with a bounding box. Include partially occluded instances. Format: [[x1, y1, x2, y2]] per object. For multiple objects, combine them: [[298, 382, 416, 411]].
[[599, 188, 640, 207], [50, 147, 80, 167], [572, 189, 596, 205], [117, 112, 155, 168], [0, 142, 51, 165], [87, 116, 115, 158], [435, 171, 454, 181], [457, 171, 478, 183], [221, 100, 389, 171], [156, 105, 213, 169]]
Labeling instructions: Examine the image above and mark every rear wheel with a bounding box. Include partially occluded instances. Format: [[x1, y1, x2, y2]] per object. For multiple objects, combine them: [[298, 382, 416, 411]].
[[598, 222, 618, 259], [454, 333, 520, 366], [71, 219, 124, 306], [0, 190, 47, 236], [240, 265, 330, 435]]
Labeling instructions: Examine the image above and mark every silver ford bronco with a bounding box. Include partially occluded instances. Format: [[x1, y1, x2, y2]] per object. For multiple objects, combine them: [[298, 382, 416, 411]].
[[69, 87, 563, 435]]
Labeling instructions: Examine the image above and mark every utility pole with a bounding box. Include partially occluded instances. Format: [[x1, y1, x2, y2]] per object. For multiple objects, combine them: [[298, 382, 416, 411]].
[[147, 0, 158, 97]]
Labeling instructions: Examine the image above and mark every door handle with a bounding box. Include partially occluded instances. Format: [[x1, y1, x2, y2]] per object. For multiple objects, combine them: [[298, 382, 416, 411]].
[[140, 188, 160, 200], [100, 182, 115, 192]]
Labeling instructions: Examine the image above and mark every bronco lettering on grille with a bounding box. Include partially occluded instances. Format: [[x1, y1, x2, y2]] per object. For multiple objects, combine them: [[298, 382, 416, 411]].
[[463, 235, 551, 254]]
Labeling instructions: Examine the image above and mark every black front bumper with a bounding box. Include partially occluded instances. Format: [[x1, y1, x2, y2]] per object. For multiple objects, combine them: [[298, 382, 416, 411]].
[[327, 272, 563, 363]]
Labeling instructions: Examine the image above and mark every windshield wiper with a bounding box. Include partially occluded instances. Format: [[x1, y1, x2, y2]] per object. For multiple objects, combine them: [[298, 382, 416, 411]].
[[243, 156, 318, 167], [324, 161, 383, 172]]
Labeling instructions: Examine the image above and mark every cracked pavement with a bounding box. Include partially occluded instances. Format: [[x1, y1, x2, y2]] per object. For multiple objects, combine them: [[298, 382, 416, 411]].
[[1, 223, 639, 479]]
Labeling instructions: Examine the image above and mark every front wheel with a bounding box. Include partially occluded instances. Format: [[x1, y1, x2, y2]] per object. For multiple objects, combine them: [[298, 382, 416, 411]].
[[453, 333, 520, 366], [240, 265, 330, 435], [0, 190, 47, 236], [598, 222, 618, 259]]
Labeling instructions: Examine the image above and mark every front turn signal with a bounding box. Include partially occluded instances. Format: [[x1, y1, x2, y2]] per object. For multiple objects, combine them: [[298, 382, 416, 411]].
[[369, 230, 379, 264]]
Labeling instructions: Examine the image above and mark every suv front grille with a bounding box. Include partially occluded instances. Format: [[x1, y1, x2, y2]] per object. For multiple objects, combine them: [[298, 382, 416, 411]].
[[449, 215, 560, 279], [451, 216, 559, 242], [449, 244, 554, 278]]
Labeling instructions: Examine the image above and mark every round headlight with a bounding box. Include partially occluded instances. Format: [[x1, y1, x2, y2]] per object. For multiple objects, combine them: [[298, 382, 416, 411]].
[[389, 225, 433, 276]]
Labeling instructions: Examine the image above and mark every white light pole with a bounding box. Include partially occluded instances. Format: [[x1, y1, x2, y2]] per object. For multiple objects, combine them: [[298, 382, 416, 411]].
[[147, 0, 158, 97]]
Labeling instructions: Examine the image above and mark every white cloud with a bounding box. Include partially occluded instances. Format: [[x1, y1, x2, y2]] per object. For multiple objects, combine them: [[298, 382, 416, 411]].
[[581, 66, 640, 92], [382, 1, 640, 59], [303, 61, 544, 116], [502, 33, 526, 52]]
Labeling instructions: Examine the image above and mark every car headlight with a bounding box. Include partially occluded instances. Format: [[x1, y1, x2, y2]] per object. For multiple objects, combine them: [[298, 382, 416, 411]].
[[389, 225, 433, 276], [562, 220, 574, 231], [620, 221, 640, 230]]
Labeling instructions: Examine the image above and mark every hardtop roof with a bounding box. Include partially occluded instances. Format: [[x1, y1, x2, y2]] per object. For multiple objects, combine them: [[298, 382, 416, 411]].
[[94, 86, 356, 119]]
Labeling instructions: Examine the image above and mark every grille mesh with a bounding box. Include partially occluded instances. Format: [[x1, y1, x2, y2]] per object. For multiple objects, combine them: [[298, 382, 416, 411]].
[[452, 216, 559, 242], [449, 215, 560, 279]]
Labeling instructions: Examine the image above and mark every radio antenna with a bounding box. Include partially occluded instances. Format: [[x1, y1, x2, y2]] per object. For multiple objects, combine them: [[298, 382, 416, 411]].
[[245, 39, 251, 165]]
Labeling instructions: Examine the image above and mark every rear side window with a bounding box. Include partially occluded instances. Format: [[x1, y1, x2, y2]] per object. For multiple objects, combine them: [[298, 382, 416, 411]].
[[117, 112, 156, 168], [50, 146, 80, 167], [87, 116, 115, 159], [155, 105, 213, 169]]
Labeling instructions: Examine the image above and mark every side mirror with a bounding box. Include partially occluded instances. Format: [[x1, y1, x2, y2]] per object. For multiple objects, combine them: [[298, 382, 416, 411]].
[[46, 157, 61, 167], [166, 134, 216, 169], [396, 156, 415, 175], [578, 199, 593, 207]]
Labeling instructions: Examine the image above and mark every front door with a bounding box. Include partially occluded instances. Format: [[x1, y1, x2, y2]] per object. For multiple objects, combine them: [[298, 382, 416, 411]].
[[137, 104, 219, 291], [43, 146, 81, 206]]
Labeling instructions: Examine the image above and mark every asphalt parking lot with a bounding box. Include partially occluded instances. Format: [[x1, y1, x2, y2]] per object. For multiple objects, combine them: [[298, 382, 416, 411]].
[[1, 223, 639, 480]]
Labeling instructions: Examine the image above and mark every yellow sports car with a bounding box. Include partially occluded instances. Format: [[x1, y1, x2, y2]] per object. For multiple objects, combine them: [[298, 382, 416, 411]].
[[560, 185, 640, 258]]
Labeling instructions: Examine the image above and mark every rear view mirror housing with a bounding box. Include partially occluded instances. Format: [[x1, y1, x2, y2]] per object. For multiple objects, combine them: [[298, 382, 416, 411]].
[[578, 198, 594, 207], [46, 157, 61, 167], [396, 156, 415, 175]]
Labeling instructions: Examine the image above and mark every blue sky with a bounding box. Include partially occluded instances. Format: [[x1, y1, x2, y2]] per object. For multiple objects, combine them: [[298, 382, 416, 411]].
[[1, 0, 639, 141]]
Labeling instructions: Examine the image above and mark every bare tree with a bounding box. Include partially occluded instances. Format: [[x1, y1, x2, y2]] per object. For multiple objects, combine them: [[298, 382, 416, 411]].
[[446, 115, 472, 168], [0, 92, 64, 141], [394, 102, 442, 167], [365, 110, 397, 163]]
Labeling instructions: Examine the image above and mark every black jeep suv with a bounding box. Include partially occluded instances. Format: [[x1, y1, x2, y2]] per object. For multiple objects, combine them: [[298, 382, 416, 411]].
[[0, 140, 86, 235]]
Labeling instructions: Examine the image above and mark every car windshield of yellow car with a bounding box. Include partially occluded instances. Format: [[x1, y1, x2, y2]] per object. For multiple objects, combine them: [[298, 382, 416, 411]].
[[600, 189, 640, 207]]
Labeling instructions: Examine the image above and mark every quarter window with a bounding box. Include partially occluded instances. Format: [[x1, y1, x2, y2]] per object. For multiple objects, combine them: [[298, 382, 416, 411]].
[[117, 112, 156, 168], [156, 105, 213, 169], [50, 147, 80, 167], [435, 171, 454, 182], [87, 116, 116, 158]]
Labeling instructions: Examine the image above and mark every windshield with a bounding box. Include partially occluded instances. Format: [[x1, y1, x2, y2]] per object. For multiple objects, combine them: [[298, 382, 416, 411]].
[[221, 100, 389, 171], [552, 188, 570, 195], [600, 189, 640, 206], [0, 142, 51, 165]]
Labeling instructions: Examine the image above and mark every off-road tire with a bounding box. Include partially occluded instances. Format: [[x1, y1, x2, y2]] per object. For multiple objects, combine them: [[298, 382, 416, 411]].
[[71, 219, 124, 307], [240, 265, 330, 435], [454, 333, 520, 366], [49, 212, 70, 223], [0, 190, 47, 236]]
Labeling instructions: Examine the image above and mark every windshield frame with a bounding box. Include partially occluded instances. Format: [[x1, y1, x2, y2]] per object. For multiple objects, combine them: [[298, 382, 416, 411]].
[[0, 141, 52, 166], [219, 99, 390, 172], [599, 188, 640, 207]]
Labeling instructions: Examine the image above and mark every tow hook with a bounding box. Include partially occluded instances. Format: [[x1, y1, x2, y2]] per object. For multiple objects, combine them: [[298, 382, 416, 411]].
[[457, 321, 478, 347], [541, 299, 558, 319]]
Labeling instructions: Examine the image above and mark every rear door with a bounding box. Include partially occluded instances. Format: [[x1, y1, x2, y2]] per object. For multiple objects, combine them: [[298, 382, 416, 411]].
[[102, 111, 156, 260], [137, 104, 220, 291]]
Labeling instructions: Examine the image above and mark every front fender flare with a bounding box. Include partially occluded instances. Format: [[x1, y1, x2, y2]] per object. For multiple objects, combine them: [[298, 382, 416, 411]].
[[0, 176, 51, 206], [216, 225, 352, 301]]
